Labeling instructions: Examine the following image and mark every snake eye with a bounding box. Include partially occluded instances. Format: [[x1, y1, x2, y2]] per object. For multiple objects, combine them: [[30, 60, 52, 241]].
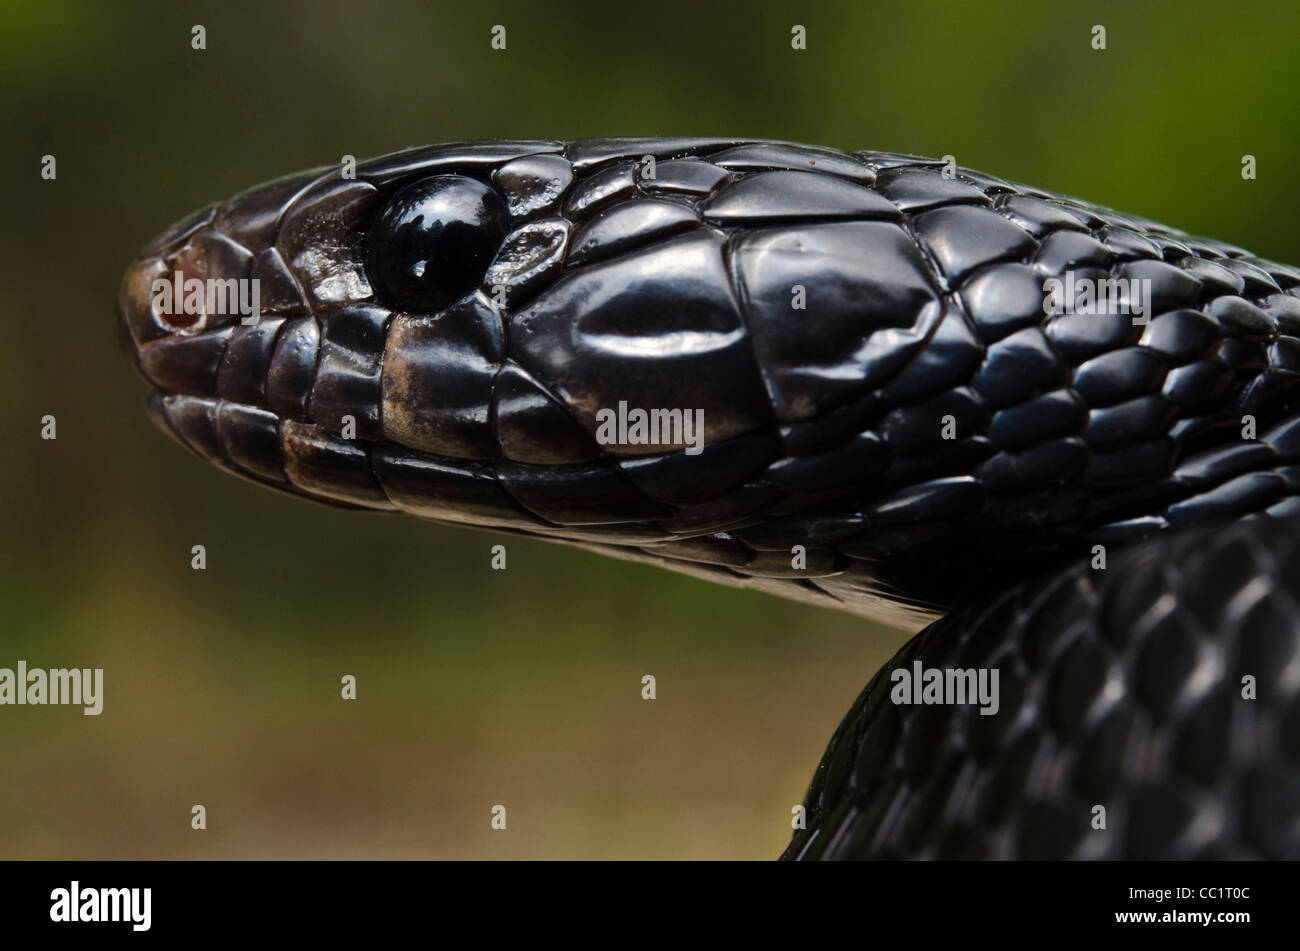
[[366, 174, 509, 312]]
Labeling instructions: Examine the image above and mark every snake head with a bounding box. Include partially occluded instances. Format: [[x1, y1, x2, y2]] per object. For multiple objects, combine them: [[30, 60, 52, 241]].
[[118, 138, 813, 500], [123, 138, 1300, 630], [118, 138, 963, 628], [117, 143, 597, 513]]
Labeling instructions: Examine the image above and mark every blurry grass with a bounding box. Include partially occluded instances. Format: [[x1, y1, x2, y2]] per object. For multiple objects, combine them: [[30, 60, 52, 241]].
[[0, 507, 893, 859]]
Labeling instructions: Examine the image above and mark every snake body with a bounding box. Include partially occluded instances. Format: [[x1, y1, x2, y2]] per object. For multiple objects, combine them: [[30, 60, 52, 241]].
[[119, 139, 1300, 858]]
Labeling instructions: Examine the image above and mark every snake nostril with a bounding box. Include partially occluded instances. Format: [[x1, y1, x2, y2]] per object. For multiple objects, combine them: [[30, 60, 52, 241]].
[[365, 173, 509, 313]]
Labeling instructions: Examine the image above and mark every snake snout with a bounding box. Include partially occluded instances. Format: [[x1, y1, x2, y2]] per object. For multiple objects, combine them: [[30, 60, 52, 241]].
[[121, 160, 391, 384]]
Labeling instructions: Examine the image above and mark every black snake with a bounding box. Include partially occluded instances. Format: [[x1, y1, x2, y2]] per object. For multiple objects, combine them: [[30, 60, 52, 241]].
[[118, 138, 1300, 859]]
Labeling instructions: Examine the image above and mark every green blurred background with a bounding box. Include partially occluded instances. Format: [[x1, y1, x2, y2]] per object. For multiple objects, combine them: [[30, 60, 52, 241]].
[[2, 0, 1298, 859]]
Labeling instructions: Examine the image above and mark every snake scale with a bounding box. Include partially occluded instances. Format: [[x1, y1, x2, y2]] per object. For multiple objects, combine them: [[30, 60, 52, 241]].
[[118, 139, 1300, 859]]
